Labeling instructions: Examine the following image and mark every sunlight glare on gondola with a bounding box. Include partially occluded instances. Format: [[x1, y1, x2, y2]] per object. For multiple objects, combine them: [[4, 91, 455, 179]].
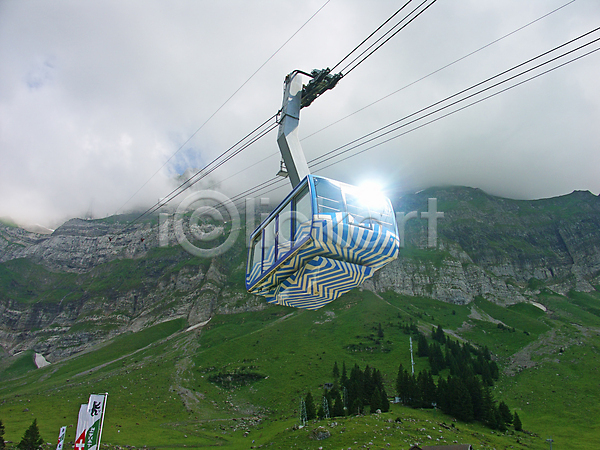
[[357, 180, 387, 209]]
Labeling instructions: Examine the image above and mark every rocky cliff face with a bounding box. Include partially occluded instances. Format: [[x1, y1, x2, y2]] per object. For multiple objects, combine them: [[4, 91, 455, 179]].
[[0, 218, 154, 272], [368, 187, 600, 304], [1, 187, 599, 360], [0, 215, 262, 361]]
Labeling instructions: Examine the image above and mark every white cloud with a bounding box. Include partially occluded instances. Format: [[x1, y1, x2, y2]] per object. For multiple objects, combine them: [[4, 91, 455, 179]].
[[1, 0, 599, 227]]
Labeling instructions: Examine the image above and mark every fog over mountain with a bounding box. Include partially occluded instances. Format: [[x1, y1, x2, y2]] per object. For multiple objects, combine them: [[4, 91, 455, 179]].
[[1, 0, 599, 228]]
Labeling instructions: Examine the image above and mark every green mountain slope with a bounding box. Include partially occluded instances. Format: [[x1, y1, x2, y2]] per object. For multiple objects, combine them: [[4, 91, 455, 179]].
[[1, 186, 600, 448], [2, 289, 599, 449]]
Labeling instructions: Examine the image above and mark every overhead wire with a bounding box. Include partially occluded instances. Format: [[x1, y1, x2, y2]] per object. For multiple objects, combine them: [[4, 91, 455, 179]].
[[123, 114, 279, 229], [164, 116, 278, 199], [314, 45, 600, 173], [311, 36, 600, 172], [114, 1, 586, 232], [340, 0, 438, 76], [302, 0, 578, 141], [330, 0, 414, 72], [217, 2, 443, 210], [124, 0, 591, 235], [308, 26, 600, 169]]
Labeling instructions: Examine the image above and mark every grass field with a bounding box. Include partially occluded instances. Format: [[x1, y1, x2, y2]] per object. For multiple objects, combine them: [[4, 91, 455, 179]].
[[1, 290, 599, 449]]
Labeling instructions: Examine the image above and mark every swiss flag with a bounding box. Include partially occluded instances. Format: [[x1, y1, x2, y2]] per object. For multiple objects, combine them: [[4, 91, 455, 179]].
[[74, 432, 86, 450]]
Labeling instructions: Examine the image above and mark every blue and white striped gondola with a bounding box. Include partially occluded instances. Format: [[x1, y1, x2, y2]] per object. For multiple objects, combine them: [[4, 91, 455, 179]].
[[246, 174, 399, 310]]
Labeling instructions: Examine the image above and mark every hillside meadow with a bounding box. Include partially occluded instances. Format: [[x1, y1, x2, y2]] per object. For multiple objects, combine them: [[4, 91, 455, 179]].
[[1, 289, 599, 449]]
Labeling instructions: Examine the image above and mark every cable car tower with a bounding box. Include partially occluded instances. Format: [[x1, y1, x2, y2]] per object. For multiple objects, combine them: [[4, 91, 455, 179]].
[[245, 69, 400, 309]]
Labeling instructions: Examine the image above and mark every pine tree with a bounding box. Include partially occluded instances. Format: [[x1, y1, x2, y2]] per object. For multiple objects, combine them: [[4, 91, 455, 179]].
[[332, 394, 345, 417], [332, 361, 340, 381], [436, 376, 449, 414], [498, 401, 513, 425], [449, 377, 474, 422], [379, 382, 390, 413], [417, 333, 428, 357], [513, 411, 523, 431], [341, 361, 348, 386], [396, 364, 405, 397], [481, 358, 493, 386], [480, 385, 496, 427], [418, 370, 437, 408], [483, 346, 491, 360], [433, 324, 445, 343], [0, 419, 5, 450], [370, 387, 382, 414], [17, 419, 43, 450], [448, 352, 460, 377], [428, 342, 445, 375], [348, 379, 361, 414], [350, 397, 363, 415], [348, 364, 364, 408], [362, 365, 373, 405], [405, 372, 419, 407], [316, 404, 325, 419], [489, 360, 500, 381], [494, 406, 507, 431], [305, 392, 317, 421], [371, 368, 386, 407], [396, 365, 417, 406]]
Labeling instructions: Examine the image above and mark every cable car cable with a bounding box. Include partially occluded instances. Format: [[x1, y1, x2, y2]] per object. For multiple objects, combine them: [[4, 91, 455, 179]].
[[164, 0, 443, 207], [119, 115, 278, 231], [299, 0, 437, 108], [122, 1, 437, 223], [308, 26, 600, 168], [141, 117, 276, 215], [312, 41, 600, 172], [302, 0, 577, 141], [114, 2, 577, 231], [330, 0, 415, 72], [340, 0, 438, 76]]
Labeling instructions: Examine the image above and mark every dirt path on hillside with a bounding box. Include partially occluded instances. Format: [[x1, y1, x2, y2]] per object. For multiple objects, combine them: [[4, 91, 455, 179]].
[[67, 326, 186, 380]]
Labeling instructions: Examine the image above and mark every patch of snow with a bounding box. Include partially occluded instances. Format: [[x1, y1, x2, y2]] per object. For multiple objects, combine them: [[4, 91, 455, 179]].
[[34, 353, 51, 368], [186, 317, 211, 332], [530, 301, 547, 312]]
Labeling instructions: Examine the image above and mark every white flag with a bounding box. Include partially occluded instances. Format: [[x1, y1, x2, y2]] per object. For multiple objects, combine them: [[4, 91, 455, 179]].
[[85, 394, 107, 450], [75, 404, 91, 450], [56, 426, 67, 450]]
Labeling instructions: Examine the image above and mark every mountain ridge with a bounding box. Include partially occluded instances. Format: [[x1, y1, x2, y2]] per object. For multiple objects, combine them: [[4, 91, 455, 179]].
[[1, 185, 599, 360]]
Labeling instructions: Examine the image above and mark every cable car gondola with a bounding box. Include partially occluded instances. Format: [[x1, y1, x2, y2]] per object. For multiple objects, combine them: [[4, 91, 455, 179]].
[[245, 70, 400, 309]]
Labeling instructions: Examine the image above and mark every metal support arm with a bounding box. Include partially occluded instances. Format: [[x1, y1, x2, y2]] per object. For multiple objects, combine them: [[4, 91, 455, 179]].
[[276, 68, 342, 188], [277, 71, 310, 188]]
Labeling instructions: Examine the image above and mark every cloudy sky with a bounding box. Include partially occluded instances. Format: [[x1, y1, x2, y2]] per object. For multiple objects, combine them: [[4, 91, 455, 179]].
[[1, 0, 599, 228]]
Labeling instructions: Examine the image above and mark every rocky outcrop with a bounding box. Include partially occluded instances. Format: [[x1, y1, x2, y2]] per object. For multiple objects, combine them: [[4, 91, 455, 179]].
[[0, 218, 153, 272], [0, 226, 258, 360], [371, 255, 527, 305], [374, 187, 600, 303]]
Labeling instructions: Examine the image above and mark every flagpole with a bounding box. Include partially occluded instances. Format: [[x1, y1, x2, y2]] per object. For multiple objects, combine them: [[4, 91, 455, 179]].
[[96, 393, 108, 450]]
